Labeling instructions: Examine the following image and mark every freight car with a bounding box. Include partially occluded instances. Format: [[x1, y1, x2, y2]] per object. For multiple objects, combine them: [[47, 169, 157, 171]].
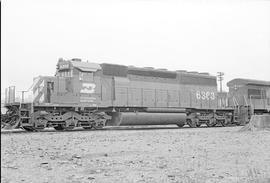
[[214, 79, 270, 124], [1, 58, 268, 131], [227, 79, 270, 114]]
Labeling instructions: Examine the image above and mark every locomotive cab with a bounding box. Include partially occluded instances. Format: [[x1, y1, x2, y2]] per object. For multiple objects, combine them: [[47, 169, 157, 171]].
[[2, 58, 105, 130], [49, 58, 102, 106]]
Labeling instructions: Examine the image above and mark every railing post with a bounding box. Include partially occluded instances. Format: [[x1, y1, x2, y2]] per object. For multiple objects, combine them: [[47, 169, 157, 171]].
[[21, 91, 25, 103]]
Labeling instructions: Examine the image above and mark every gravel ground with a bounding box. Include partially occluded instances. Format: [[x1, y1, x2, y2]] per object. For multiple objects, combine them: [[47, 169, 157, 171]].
[[1, 126, 270, 183]]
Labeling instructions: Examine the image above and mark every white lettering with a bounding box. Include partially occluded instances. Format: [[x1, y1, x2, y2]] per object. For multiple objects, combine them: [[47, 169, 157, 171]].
[[206, 91, 210, 100], [59, 64, 69, 70], [196, 91, 201, 99], [210, 92, 215, 100], [201, 91, 206, 100], [196, 91, 215, 100]]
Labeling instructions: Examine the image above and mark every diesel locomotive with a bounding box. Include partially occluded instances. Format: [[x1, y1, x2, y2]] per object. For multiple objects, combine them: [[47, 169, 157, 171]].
[[2, 58, 270, 131]]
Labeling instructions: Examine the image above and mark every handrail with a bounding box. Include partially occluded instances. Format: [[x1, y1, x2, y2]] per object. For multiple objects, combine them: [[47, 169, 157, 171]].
[[244, 95, 248, 106]]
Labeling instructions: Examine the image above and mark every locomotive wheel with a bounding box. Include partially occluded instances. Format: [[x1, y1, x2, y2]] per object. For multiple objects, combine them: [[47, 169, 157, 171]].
[[54, 124, 65, 131], [92, 124, 104, 130], [91, 118, 106, 130], [196, 123, 201, 127], [83, 126, 93, 130], [177, 123, 185, 128], [22, 126, 34, 132], [220, 119, 229, 127], [34, 118, 47, 130], [205, 118, 216, 127], [64, 126, 75, 130], [3, 115, 20, 129], [187, 119, 197, 128], [26, 111, 48, 131], [1, 114, 9, 128], [22, 126, 40, 132], [54, 124, 74, 131], [64, 118, 77, 130], [235, 122, 241, 126]]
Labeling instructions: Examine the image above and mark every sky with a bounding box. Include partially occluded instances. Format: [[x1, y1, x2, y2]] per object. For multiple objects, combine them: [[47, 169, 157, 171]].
[[1, 0, 270, 96]]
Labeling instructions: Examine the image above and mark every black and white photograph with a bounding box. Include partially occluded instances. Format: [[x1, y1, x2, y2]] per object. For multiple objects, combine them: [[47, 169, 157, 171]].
[[1, 0, 270, 182]]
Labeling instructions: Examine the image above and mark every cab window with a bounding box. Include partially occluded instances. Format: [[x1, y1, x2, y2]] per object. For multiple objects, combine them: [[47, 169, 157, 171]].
[[79, 72, 93, 81]]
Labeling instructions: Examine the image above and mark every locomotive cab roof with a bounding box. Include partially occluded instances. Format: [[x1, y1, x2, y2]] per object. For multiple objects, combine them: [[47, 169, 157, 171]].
[[70, 60, 101, 72], [57, 58, 101, 72]]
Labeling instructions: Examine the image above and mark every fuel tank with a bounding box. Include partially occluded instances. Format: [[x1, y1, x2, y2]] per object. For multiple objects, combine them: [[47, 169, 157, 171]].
[[107, 112, 186, 126], [145, 108, 186, 113]]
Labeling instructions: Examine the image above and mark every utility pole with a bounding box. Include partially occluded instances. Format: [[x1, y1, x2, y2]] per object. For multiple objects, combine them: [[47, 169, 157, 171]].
[[217, 72, 224, 92]]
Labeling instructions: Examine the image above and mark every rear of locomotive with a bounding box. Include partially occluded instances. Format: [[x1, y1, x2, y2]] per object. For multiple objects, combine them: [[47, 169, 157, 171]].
[[178, 72, 224, 127]]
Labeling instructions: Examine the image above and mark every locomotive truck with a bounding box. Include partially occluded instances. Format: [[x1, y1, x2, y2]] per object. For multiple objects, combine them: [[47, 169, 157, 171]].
[[2, 58, 270, 131]]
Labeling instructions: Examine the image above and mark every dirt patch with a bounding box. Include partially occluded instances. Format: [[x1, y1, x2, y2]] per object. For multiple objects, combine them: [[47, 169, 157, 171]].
[[1, 126, 270, 183]]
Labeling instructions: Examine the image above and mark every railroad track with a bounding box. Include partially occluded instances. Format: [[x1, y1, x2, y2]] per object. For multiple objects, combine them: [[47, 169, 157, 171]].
[[1, 125, 239, 135]]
